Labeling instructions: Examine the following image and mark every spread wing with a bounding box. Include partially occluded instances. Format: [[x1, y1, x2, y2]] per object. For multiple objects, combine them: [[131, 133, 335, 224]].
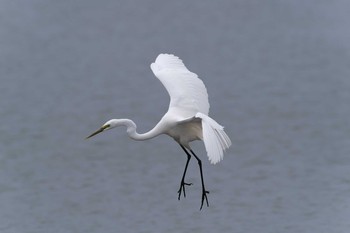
[[150, 54, 210, 115]]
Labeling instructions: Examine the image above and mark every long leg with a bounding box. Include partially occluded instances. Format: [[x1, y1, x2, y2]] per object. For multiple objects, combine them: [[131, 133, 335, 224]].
[[177, 145, 193, 200], [190, 149, 209, 210]]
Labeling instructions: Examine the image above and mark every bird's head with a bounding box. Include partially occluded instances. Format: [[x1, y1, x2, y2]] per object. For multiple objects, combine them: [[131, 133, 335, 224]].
[[86, 119, 120, 139]]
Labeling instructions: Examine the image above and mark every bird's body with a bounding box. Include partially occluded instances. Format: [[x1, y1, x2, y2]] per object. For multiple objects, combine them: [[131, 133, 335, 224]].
[[87, 54, 231, 209], [166, 117, 202, 147]]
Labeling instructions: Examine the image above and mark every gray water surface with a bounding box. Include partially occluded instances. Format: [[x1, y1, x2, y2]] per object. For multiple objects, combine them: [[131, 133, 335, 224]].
[[1, 0, 350, 232]]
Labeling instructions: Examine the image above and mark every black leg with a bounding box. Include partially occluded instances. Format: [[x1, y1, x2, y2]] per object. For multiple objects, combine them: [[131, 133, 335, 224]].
[[190, 149, 209, 210], [177, 145, 193, 200]]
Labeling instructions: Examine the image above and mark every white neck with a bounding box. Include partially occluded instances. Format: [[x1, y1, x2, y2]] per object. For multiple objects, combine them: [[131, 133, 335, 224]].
[[118, 119, 162, 141]]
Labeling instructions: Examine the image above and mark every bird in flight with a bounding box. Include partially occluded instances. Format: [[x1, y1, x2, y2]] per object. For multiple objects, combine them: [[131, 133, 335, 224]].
[[86, 54, 231, 210]]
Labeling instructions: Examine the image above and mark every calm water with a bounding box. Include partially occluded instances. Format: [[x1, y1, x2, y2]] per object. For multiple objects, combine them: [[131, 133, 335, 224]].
[[1, 0, 350, 232]]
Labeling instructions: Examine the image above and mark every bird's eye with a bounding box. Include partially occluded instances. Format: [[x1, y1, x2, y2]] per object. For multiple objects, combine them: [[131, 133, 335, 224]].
[[103, 124, 110, 129]]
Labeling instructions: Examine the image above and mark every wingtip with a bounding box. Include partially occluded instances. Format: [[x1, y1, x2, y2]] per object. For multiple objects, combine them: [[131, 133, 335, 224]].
[[151, 53, 188, 73], [156, 53, 178, 58]]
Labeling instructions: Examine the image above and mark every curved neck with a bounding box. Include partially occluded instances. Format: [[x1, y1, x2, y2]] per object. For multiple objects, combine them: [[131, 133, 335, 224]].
[[119, 119, 162, 141]]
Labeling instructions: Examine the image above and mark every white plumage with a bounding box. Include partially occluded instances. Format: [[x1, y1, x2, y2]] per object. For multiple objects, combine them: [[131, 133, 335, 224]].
[[87, 53, 231, 209], [151, 54, 210, 115], [195, 113, 231, 164], [151, 54, 231, 164]]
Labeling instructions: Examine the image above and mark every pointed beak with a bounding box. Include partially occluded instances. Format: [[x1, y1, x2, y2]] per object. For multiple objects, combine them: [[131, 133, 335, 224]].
[[86, 127, 105, 139]]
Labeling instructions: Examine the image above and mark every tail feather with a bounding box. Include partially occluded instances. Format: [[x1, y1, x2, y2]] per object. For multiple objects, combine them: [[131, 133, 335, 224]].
[[196, 113, 232, 164]]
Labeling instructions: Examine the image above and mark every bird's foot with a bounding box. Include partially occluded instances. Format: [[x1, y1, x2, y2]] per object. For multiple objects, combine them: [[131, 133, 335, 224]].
[[177, 181, 192, 200], [200, 189, 210, 210]]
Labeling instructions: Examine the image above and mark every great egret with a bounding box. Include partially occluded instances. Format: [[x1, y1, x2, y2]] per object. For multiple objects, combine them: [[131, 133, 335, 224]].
[[87, 54, 231, 209]]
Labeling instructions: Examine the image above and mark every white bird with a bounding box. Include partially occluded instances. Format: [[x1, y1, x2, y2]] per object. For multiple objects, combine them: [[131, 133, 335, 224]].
[[86, 54, 231, 209]]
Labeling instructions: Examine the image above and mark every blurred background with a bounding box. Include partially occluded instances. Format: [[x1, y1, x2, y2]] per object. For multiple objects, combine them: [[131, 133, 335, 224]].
[[1, 0, 350, 232]]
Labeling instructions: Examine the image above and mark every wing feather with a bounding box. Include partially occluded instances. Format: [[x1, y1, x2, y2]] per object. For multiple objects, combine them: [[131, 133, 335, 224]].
[[196, 113, 232, 164], [150, 54, 210, 115]]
